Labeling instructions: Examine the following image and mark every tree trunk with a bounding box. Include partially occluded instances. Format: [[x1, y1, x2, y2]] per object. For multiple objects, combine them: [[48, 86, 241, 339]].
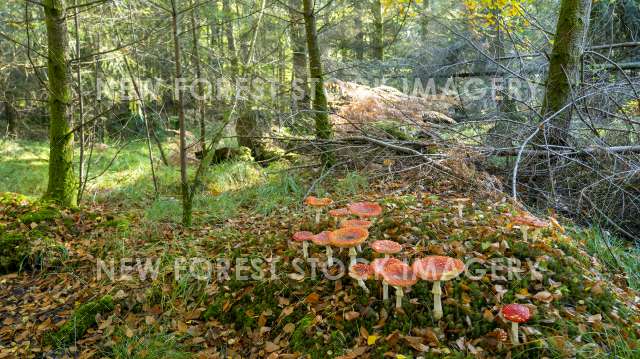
[[288, 0, 310, 112], [371, 0, 384, 61], [354, 6, 364, 60], [4, 100, 17, 138], [222, 0, 238, 80], [190, 0, 206, 157], [170, 0, 192, 226], [540, 0, 592, 146], [43, 0, 77, 207], [303, 0, 334, 165]]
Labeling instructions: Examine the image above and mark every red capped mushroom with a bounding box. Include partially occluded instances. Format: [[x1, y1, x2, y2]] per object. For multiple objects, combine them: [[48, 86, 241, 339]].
[[305, 196, 333, 225], [371, 257, 404, 301], [381, 262, 417, 309], [371, 240, 402, 258], [501, 304, 531, 345], [329, 227, 369, 266], [328, 208, 350, 227], [413, 256, 465, 320], [511, 214, 548, 241], [349, 263, 373, 293], [348, 202, 382, 219], [292, 231, 314, 259], [311, 231, 333, 266]]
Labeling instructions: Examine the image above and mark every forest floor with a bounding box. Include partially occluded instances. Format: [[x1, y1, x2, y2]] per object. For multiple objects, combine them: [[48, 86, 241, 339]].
[[1, 139, 640, 358]]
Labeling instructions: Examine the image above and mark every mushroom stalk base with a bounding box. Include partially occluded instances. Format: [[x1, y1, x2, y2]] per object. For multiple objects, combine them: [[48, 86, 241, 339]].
[[357, 244, 361, 252], [302, 241, 308, 259], [394, 286, 403, 309], [326, 247, 333, 266], [357, 279, 369, 293], [511, 322, 519, 345], [383, 282, 389, 301], [432, 280, 443, 321], [457, 205, 464, 218], [315, 210, 321, 225], [521, 226, 529, 242], [349, 247, 357, 266]]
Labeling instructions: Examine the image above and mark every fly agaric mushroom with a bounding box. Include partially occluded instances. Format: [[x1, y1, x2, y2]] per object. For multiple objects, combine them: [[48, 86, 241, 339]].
[[371, 240, 402, 258], [349, 262, 373, 293], [348, 202, 382, 220], [292, 231, 314, 259], [372, 257, 403, 301], [412, 256, 465, 320], [452, 198, 471, 218], [340, 219, 373, 229], [305, 196, 333, 225], [328, 208, 350, 227], [311, 231, 333, 266], [511, 214, 548, 241], [329, 227, 369, 266], [381, 262, 417, 309], [501, 304, 531, 345]]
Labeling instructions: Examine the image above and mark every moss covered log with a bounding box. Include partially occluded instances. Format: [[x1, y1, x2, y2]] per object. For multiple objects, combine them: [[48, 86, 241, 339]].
[[44, 295, 115, 348]]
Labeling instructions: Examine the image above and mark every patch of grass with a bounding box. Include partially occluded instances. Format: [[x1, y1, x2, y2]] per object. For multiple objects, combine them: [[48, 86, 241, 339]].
[[109, 330, 190, 359]]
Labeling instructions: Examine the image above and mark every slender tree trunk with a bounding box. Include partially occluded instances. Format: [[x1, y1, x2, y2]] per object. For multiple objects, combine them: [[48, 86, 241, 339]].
[[303, 0, 334, 165], [354, 8, 364, 61], [170, 0, 192, 226], [288, 0, 310, 112], [540, 0, 592, 146], [222, 0, 238, 80], [43, 0, 77, 207], [4, 100, 17, 138], [371, 0, 384, 61], [73, 0, 85, 202], [190, 0, 206, 157]]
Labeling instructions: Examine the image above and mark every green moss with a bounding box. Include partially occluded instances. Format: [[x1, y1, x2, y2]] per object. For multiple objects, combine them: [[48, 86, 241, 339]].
[[0, 232, 30, 273], [18, 206, 60, 224], [45, 295, 115, 348]]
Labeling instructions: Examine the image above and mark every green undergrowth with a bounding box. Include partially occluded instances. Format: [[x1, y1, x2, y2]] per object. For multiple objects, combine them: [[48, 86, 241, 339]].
[[44, 295, 115, 348]]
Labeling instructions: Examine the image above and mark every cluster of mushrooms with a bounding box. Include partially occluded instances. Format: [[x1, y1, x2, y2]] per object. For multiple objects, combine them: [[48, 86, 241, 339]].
[[293, 196, 535, 345]]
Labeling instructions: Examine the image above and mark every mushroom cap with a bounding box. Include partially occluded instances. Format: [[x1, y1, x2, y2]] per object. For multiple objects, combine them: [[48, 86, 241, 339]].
[[340, 219, 373, 229], [501, 304, 531, 323], [311, 231, 331, 246], [349, 263, 373, 280], [511, 214, 548, 228], [412, 256, 465, 281], [382, 262, 418, 287], [305, 196, 333, 207], [329, 227, 369, 248], [292, 231, 314, 242], [371, 257, 404, 277], [328, 208, 350, 218], [348, 202, 383, 218], [371, 240, 402, 255]]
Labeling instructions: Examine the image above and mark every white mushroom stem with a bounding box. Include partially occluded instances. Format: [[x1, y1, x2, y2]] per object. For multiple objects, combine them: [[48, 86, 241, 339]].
[[520, 225, 529, 241], [315, 209, 321, 225], [532, 228, 541, 241], [511, 321, 520, 345], [394, 286, 404, 309], [357, 244, 361, 252], [356, 279, 369, 293], [383, 282, 389, 301], [302, 241, 309, 259], [457, 204, 464, 218], [326, 246, 333, 266], [432, 280, 443, 320], [349, 247, 357, 266]]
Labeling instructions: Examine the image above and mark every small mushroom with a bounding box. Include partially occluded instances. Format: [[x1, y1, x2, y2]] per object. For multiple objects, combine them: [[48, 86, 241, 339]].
[[311, 231, 333, 266], [511, 214, 548, 241], [371, 240, 402, 259], [305, 196, 333, 225], [381, 262, 417, 309], [328, 208, 350, 227], [452, 198, 471, 218], [329, 227, 369, 266], [413, 256, 465, 320], [501, 304, 531, 345], [349, 263, 373, 293], [292, 231, 314, 259], [348, 202, 382, 220], [372, 257, 403, 301]]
